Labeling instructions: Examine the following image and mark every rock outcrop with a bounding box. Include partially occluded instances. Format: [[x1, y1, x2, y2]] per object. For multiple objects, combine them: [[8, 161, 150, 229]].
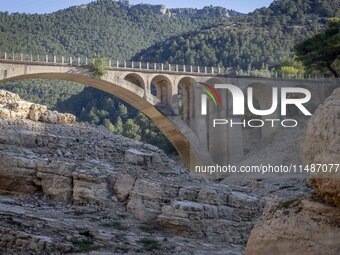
[[158, 187, 262, 244], [0, 90, 75, 124], [245, 88, 340, 255], [303, 88, 340, 206], [246, 199, 340, 255]]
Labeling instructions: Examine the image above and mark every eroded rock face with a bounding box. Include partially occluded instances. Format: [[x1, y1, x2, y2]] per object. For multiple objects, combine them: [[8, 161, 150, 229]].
[[114, 174, 136, 202], [0, 226, 72, 254], [303, 88, 340, 207], [0, 90, 264, 254], [245, 88, 340, 255], [0, 90, 75, 124], [158, 187, 263, 244], [246, 199, 340, 255]]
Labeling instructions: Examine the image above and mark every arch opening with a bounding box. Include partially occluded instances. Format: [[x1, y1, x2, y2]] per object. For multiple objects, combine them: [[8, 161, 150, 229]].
[[150, 75, 172, 105], [285, 93, 306, 117], [177, 77, 196, 124], [124, 73, 145, 90]]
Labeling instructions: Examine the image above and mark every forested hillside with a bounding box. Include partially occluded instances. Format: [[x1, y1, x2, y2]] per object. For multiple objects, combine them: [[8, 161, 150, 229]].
[[134, 0, 339, 70], [57, 88, 174, 153], [0, 0, 221, 59]]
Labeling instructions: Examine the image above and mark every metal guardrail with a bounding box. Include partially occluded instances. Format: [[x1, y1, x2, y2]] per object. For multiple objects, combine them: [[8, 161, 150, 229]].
[[0, 52, 338, 81]]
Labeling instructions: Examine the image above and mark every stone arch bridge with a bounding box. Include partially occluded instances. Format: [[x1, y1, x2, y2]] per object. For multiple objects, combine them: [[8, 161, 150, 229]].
[[0, 56, 338, 169]]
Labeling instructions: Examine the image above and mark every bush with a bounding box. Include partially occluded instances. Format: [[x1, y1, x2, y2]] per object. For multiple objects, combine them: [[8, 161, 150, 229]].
[[92, 57, 108, 78]]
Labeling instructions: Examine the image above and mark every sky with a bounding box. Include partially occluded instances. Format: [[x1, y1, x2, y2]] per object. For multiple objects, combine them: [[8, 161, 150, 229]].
[[0, 0, 274, 14]]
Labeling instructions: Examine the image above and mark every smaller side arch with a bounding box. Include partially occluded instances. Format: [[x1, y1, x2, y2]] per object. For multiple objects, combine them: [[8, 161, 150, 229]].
[[150, 75, 173, 105], [177, 77, 197, 123], [244, 83, 276, 113], [124, 73, 146, 90]]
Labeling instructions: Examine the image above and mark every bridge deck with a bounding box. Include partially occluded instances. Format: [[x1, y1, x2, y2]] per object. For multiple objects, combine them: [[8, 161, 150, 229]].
[[0, 52, 338, 81]]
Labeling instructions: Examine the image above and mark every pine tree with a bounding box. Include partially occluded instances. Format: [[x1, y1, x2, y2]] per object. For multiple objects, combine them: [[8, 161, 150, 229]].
[[115, 116, 124, 134], [123, 119, 141, 140], [88, 108, 100, 124], [103, 118, 116, 133]]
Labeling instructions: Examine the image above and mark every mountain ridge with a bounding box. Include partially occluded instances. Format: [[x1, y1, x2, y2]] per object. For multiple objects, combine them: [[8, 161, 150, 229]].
[[133, 0, 339, 69], [0, 0, 229, 60]]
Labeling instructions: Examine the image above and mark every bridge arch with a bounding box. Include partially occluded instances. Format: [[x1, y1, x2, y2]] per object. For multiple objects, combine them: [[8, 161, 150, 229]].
[[0, 60, 337, 177], [0, 67, 212, 168], [177, 77, 196, 124], [124, 73, 146, 90], [150, 75, 173, 106]]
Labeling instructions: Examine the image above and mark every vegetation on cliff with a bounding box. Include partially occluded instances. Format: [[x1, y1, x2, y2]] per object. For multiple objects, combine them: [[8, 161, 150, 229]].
[[0, 0, 218, 60], [91, 56, 108, 78]]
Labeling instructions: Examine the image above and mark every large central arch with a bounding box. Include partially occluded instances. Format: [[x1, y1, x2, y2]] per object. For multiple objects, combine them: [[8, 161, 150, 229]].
[[0, 65, 212, 168]]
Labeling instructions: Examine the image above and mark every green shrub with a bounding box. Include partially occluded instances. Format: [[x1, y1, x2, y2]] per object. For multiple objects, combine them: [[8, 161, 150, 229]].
[[92, 57, 108, 78]]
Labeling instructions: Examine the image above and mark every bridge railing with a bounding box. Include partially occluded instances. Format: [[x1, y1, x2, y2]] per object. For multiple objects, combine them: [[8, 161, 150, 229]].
[[0, 52, 338, 81], [110, 60, 220, 75]]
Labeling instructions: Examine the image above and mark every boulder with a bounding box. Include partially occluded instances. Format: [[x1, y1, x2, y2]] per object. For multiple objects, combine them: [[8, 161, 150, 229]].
[[246, 199, 340, 255], [34, 162, 75, 202], [127, 179, 164, 221], [113, 174, 136, 202], [303, 88, 340, 206], [125, 148, 153, 166]]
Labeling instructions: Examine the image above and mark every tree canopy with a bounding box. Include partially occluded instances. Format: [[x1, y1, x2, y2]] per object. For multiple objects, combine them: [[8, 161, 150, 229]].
[[295, 18, 340, 77]]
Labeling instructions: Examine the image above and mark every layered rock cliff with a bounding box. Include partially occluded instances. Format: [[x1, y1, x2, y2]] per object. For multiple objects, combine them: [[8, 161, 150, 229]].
[[0, 90, 263, 254]]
